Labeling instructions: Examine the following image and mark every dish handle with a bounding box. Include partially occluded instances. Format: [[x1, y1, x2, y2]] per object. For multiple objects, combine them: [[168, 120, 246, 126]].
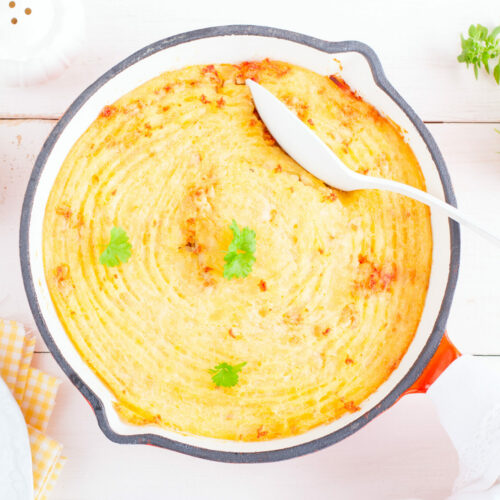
[[403, 333, 461, 395]]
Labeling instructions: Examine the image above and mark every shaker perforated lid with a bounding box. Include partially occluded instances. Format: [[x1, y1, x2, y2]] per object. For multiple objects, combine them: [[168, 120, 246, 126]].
[[0, 0, 85, 86]]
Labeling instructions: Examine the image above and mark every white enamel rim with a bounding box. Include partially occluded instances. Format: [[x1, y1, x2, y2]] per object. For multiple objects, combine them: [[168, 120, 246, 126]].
[[20, 26, 459, 462]]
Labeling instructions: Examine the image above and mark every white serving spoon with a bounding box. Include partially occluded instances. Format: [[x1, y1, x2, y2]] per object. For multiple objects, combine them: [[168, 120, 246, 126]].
[[246, 79, 500, 247]]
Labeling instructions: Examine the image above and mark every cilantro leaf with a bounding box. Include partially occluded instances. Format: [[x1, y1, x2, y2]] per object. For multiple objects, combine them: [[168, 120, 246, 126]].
[[99, 227, 132, 267], [223, 220, 256, 279], [209, 362, 247, 387]]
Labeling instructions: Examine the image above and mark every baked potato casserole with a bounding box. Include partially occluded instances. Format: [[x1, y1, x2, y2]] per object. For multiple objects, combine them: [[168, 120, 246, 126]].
[[43, 60, 432, 441]]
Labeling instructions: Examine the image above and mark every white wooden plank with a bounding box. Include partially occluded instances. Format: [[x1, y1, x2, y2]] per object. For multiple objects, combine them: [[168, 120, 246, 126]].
[[429, 124, 500, 354], [0, 119, 499, 353], [0, 119, 55, 351], [1, 0, 500, 121], [33, 351, 468, 500]]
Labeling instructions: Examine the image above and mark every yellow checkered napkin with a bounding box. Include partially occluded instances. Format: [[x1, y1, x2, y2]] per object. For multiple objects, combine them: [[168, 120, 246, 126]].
[[0, 319, 66, 499], [0, 319, 27, 393], [28, 425, 63, 497], [40, 456, 66, 500], [22, 367, 61, 432], [14, 330, 36, 405]]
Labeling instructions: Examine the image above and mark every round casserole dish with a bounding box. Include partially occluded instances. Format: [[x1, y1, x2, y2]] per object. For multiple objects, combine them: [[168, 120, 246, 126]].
[[20, 25, 460, 463]]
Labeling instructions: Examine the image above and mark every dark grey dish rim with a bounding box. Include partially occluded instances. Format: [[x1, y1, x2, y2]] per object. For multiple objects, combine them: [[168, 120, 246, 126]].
[[20, 24, 460, 463]]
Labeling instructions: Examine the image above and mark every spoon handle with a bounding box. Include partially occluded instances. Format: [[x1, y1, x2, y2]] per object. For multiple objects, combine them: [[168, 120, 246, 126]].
[[362, 176, 500, 247]]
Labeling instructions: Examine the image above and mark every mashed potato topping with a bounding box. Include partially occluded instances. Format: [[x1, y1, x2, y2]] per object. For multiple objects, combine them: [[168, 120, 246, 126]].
[[43, 60, 432, 441]]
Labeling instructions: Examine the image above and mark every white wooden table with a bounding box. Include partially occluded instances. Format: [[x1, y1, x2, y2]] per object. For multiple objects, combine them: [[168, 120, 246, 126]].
[[1, 1, 500, 498]]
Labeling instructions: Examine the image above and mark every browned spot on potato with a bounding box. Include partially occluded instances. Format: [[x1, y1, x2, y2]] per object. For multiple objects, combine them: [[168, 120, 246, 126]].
[[323, 190, 337, 202], [356, 256, 397, 293], [257, 426, 268, 438], [262, 127, 276, 145], [328, 75, 362, 101], [283, 95, 309, 120], [284, 309, 302, 325], [99, 105, 117, 118], [54, 264, 70, 285], [344, 401, 360, 412], [55, 205, 72, 220]]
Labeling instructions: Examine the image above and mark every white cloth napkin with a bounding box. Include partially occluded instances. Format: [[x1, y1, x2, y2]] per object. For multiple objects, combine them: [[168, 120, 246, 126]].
[[427, 355, 500, 499], [0, 376, 32, 500]]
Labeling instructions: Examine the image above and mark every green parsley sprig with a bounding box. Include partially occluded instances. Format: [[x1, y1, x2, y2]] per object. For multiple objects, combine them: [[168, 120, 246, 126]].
[[209, 362, 247, 388], [458, 24, 500, 84], [223, 220, 256, 279], [99, 227, 132, 267]]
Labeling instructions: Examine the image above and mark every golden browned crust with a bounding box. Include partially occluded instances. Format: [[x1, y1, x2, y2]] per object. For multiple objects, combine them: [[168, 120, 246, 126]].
[[43, 60, 432, 441]]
